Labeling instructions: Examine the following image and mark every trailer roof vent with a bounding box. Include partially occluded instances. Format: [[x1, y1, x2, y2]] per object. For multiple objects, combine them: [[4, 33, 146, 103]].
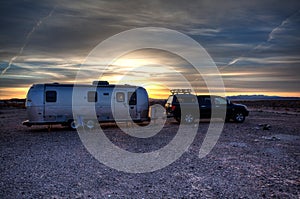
[[92, 81, 109, 86]]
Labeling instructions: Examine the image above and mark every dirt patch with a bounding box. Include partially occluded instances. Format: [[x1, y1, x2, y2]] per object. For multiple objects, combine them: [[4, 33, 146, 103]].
[[0, 108, 299, 198]]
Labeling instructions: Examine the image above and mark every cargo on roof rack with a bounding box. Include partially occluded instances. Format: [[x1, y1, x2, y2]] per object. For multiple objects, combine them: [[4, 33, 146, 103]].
[[170, 89, 192, 95]]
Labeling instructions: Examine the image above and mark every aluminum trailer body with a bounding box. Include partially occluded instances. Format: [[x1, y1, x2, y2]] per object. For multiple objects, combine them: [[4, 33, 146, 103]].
[[22, 82, 149, 128]]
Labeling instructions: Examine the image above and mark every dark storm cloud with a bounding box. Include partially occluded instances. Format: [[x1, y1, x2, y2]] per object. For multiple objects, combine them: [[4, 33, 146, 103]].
[[1, 0, 300, 58], [0, 0, 300, 98]]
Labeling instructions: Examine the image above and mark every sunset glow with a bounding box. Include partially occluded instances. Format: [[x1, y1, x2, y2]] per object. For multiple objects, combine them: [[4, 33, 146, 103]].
[[0, 87, 29, 100], [0, 1, 299, 100]]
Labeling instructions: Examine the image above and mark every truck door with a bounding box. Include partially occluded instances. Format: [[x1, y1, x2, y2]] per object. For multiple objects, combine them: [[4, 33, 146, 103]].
[[212, 96, 227, 119], [199, 96, 212, 119]]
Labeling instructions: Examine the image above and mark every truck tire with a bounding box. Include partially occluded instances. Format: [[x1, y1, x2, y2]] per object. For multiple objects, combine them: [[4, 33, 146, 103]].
[[183, 113, 195, 124], [233, 112, 245, 123]]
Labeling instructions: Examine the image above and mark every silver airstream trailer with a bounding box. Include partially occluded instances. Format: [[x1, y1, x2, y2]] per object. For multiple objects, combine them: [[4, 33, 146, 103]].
[[22, 81, 149, 129]]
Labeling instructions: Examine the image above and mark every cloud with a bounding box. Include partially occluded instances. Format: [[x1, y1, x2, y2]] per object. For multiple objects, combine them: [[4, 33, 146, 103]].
[[184, 28, 221, 36], [0, 6, 56, 76], [226, 56, 300, 66], [0, 0, 300, 97], [223, 8, 300, 68], [268, 9, 300, 42]]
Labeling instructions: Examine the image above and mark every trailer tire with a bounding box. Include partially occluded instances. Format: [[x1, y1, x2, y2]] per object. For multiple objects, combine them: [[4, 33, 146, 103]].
[[86, 120, 96, 129], [69, 120, 79, 130]]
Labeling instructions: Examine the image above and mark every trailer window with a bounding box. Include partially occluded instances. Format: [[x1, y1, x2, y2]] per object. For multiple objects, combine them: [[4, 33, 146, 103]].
[[88, 91, 97, 102], [116, 92, 125, 102], [46, 91, 57, 102], [128, 92, 137, 105]]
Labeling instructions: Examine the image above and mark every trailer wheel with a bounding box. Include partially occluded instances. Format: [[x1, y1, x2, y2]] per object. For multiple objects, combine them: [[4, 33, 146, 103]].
[[69, 120, 79, 130], [86, 120, 96, 129]]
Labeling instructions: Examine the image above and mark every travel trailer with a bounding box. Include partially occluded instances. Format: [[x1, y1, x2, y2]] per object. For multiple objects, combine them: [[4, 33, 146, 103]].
[[22, 81, 149, 129]]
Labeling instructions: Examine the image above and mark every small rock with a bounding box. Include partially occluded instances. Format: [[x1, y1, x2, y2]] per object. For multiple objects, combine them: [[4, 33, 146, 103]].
[[262, 135, 280, 141], [258, 124, 271, 130], [263, 125, 271, 130], [229, 142, 247, 148]]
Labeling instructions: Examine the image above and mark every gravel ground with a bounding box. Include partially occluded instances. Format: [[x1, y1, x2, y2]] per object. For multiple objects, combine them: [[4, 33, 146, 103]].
[[0, 108, 299, 198]]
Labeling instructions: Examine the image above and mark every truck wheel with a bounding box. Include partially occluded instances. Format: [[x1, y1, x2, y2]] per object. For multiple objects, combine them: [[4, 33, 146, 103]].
[[183, 113, 194, 124], [233, 112, 245, 123]]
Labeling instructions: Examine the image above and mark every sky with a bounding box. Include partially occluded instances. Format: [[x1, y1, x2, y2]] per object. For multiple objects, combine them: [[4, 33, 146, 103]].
[[0, 0, 300, 99]]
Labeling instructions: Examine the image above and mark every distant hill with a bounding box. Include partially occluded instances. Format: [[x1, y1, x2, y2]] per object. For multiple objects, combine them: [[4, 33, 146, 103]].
[[0, 98, 26, 108], [149, 95, 300, 102], [228, 95, 300, 101], [149, 98, 167, 106]]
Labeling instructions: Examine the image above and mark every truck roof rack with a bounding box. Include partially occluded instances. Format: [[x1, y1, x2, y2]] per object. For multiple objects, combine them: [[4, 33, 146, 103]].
[[170, 89, 192, 95]]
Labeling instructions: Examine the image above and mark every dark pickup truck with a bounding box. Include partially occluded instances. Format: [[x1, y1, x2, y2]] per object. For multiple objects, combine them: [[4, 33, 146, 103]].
[[165, 94, 249, 124]]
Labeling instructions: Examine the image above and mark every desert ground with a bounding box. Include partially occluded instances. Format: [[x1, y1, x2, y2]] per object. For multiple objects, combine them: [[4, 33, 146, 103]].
[[0, 103, 299, 198]]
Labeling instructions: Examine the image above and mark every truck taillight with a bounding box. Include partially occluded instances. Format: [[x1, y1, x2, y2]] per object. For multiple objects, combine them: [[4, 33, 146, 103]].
[[171, 105, 176, 111]]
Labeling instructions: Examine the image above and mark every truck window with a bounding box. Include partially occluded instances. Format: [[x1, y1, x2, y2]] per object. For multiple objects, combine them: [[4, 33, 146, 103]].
[[214, 97, 226, 105], [202, 97, 211, 105], [175, 95, 196, 103], [46, 91, 57, 102], [88, 91, 97, 102], [128, 92, 137, 105], [116, 92, 125, 102], [177, 97, 196, 103], [166, 96, 173, 104]]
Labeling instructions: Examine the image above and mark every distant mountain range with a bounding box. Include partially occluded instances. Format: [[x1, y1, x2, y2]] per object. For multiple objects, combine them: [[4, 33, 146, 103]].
[[150, 95, 300, 102], [227, 95, 300, 101]]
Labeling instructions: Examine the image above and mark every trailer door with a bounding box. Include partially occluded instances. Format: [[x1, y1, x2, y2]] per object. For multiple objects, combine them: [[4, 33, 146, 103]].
[[44, 90, 58, 121], [113, 90, 130, 121]]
